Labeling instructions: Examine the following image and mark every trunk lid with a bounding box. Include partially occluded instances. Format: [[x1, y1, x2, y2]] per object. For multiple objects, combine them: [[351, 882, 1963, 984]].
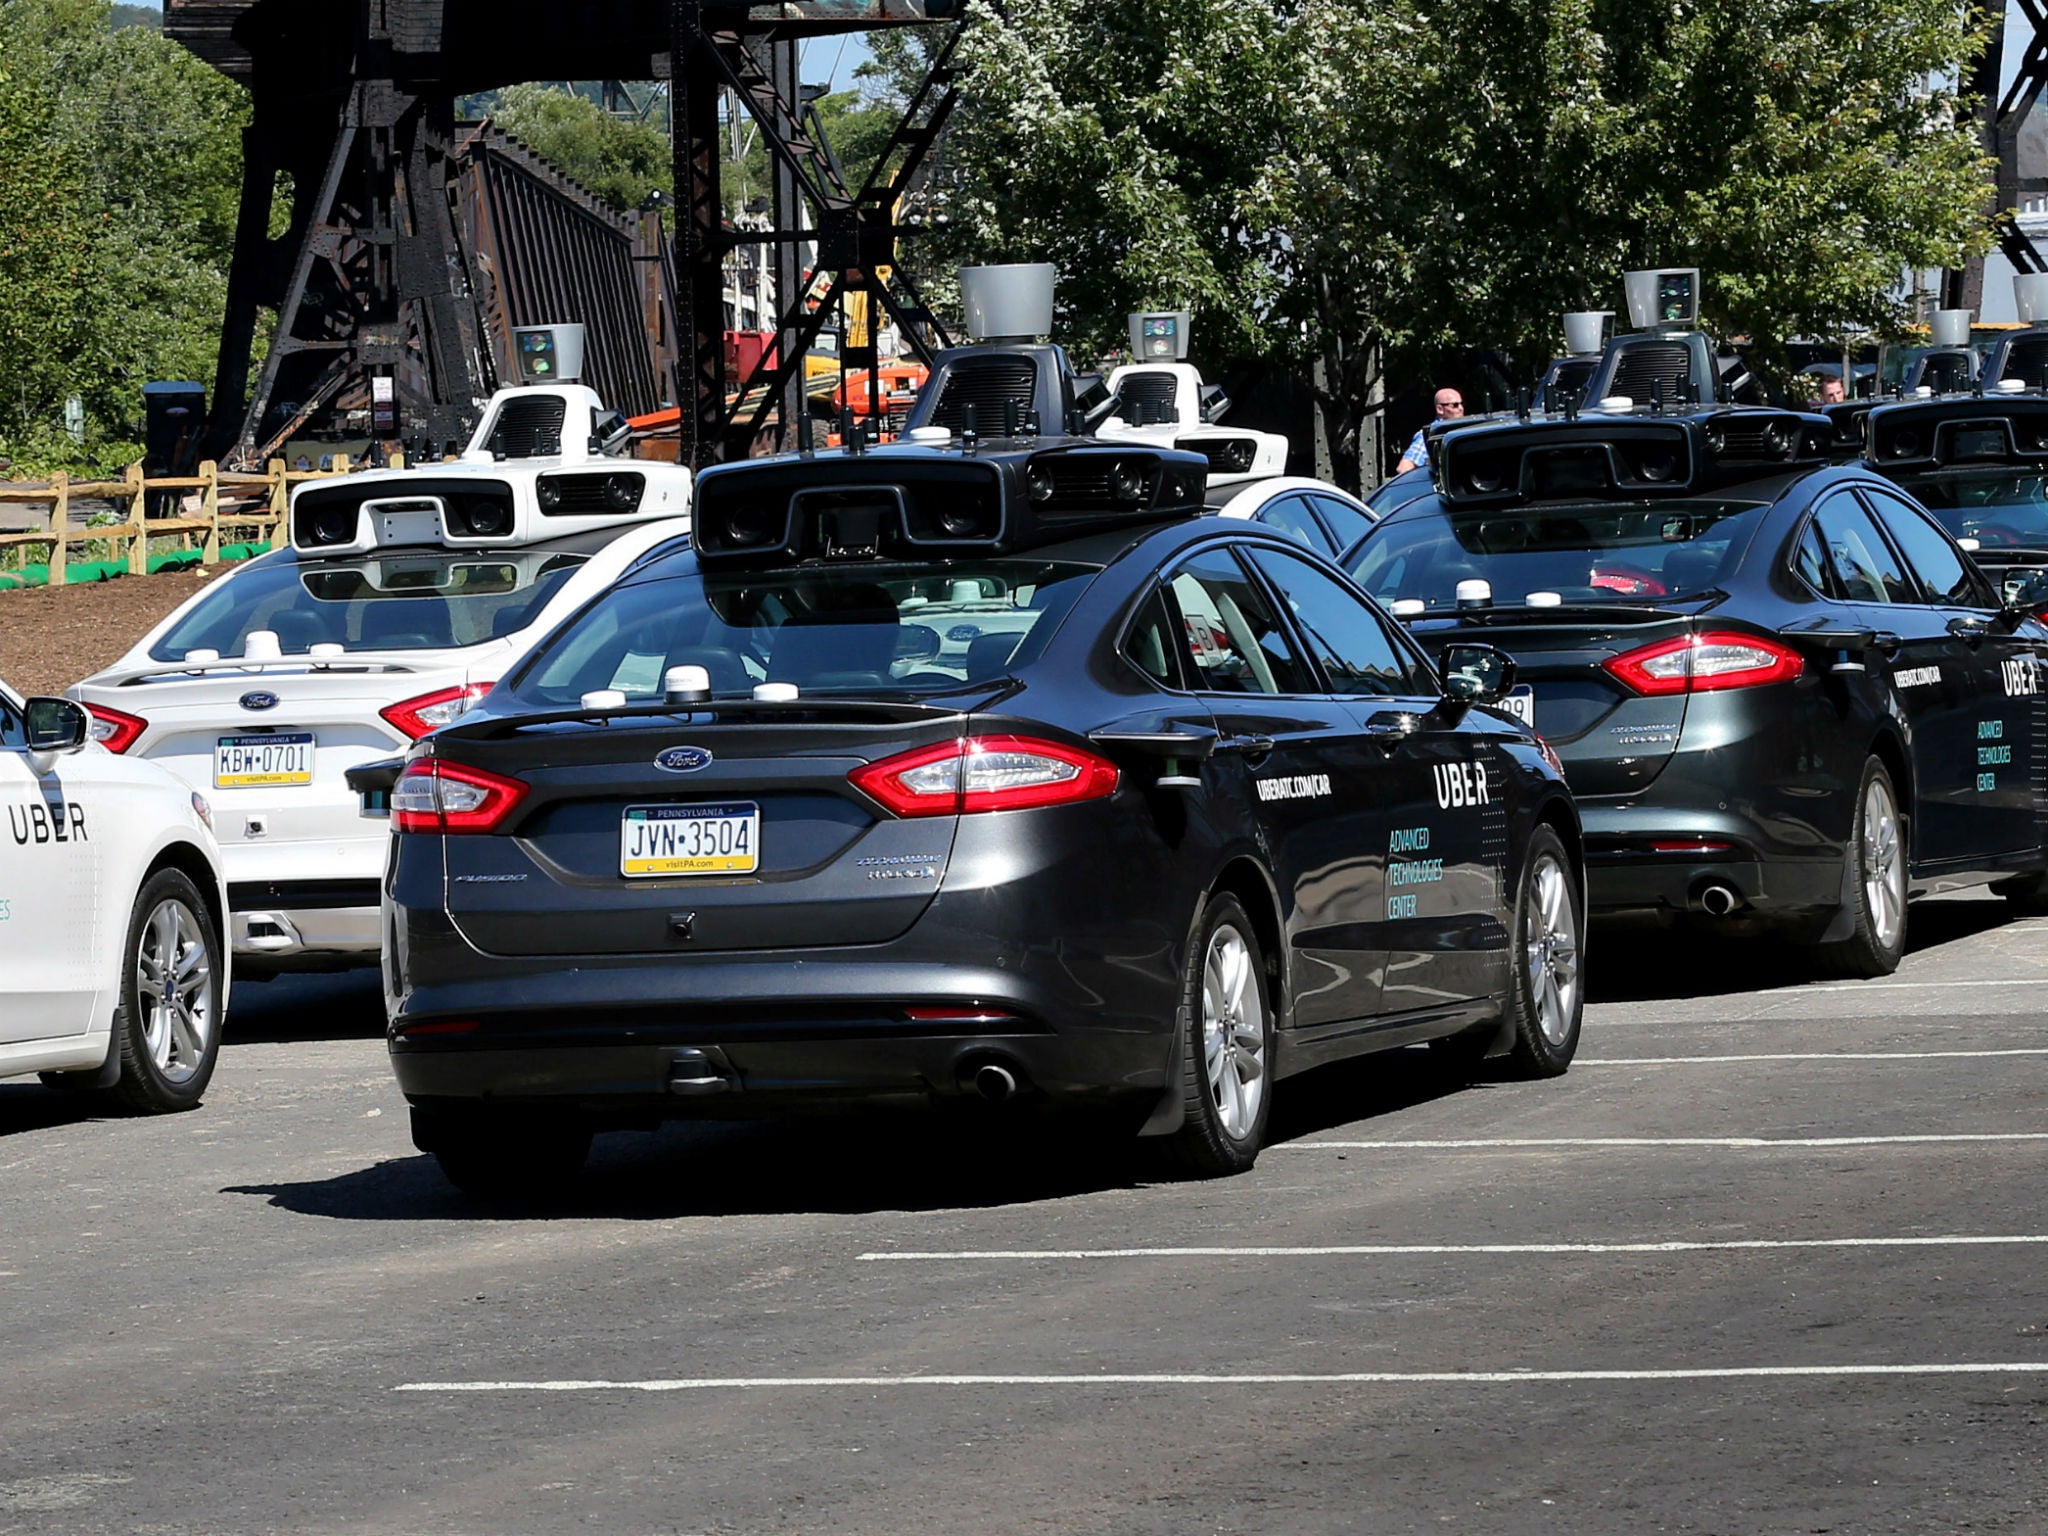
[[1413, 605, 1701, 796], [432, 699, 989, 956]]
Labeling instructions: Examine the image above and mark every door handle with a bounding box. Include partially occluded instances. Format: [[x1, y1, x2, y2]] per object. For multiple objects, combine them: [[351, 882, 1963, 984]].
[[1947, 615, 1991, 644], [1217, 733, 1275, 762], [1872, 630, 1903, 656]]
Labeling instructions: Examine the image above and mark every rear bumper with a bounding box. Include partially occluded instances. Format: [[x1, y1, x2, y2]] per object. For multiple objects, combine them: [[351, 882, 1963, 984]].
[[1580, 802, 1842, 918]]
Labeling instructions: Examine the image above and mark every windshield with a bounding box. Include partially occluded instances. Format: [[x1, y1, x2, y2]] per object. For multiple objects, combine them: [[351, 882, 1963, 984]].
[[1889, 470, 2048, 552], [1347, 498, 1770, 612], [148, 551, 587, 661], [510, 558, 1101, 706]]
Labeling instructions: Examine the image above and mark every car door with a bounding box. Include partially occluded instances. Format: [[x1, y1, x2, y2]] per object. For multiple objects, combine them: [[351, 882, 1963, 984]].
[[1243, 545, 1510, 1011], [1861, 485, 2047, 859], [1162, 546, 1388, 1025], [1807, 490, 1986, 860], [0, 691, 102, 1042]]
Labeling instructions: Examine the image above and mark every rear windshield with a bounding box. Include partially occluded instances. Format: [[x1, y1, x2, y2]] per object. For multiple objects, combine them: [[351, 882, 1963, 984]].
[[510, 558, 1099, 705], [1889, 470, 2048, 552], [148, 551, 587, 661], [1347, 498, 1769, 612]]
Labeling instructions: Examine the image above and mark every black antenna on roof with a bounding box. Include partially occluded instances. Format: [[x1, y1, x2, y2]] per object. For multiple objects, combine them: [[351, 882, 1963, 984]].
[[1004, 399, 1020, 436], [1562, 388, 1580, 424], [1484, 391, 1495, 417], [1515, 388, 1529, 424], [1650, 379, 1663, 416], [1025, 409, 1042, 437]]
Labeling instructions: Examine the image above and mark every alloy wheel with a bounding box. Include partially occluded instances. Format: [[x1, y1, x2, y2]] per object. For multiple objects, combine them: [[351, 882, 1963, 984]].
[[1201, 922, 1266, 1139], [1523, 851, 1581, 1048], [136, 897, 214, 1086], [1863, 776, 1904, 951]]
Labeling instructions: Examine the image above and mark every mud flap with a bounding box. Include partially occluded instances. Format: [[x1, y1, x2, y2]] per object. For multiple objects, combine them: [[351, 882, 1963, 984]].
[[1135, 1011, 1186, 1136]]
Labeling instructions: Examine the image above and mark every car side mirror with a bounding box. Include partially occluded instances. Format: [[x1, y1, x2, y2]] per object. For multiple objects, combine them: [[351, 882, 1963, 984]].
[[24, 697, 88, 754], [2003, 567, 2048, 614], [1439, 643, 1517, 706]]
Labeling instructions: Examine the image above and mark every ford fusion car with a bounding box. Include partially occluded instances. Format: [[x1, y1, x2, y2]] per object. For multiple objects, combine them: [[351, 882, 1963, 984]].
[[68, 372, 691, 979], [2, 675, 229, 1110], [1348, 407, 2048, 975], [355, 428, 1584, 1196]]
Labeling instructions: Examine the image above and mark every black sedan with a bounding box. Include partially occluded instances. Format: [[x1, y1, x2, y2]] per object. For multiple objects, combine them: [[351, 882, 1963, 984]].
[[360, 438, 1583, 1194], [1347, 408, 2048, 975]]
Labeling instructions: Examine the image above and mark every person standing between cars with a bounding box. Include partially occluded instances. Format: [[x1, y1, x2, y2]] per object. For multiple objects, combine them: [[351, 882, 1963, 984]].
[[1396, 388, 1465, 474], [1807, 375, 1846, 408]]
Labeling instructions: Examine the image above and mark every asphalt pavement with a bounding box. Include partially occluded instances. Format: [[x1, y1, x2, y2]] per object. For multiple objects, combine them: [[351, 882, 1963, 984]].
[[3, 895, 2045, 1534]]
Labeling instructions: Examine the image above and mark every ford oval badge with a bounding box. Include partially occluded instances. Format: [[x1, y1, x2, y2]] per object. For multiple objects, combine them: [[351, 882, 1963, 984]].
[[240, 691, 280, 712], [655, 745, 713, 774]]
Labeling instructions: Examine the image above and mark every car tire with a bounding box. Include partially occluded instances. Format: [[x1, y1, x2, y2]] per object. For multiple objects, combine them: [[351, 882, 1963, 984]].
[[99, 869, 224, 1114], [1498, 824, 1584, 1079], [1164, 893, 1274, 1178], [414, 1104, 592, 1200], [1814, 756, 1908, 979]]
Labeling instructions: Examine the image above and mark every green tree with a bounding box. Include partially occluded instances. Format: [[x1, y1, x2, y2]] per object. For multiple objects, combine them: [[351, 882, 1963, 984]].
[[0, 0, 249, 473], [493, 83, 676, 212], [928, 0, 1994, 488]]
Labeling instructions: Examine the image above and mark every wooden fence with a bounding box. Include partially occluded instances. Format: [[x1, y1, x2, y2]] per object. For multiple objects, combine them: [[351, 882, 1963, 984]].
[[0, 457, 401, 587]]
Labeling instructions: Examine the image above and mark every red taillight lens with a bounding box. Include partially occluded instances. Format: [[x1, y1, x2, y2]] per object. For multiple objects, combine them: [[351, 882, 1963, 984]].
[[380, 683, 494, 740], [850, 735, 1120, 818], [390, 758, 528, 834], [83, 703, 147, 754], [1602, 632, 1804, 697]]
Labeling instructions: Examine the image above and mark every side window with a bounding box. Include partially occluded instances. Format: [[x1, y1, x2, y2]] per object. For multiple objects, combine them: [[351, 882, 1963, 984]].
[[1811, 493, 1914, 605], [1120, 586, 1184, 690], [1166, 550, 1311, 695], [1244, 547, 1417, 696], [1308, 493, 1373, 553], [0, 696, 23, 750], [1792, 519, 1844, 601], [1254, 495, 1331, 554], [1862, 488, 1992, 608]]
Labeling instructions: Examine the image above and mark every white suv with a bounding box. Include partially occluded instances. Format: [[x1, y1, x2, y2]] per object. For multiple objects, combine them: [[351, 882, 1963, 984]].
[[68, 378, 692, 978], [1, 677, 229, 1110]]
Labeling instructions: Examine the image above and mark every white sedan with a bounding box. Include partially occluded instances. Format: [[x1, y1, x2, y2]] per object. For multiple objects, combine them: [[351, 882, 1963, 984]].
[[1208, 476, 1378, 562], [1, 676, 229, 1111]]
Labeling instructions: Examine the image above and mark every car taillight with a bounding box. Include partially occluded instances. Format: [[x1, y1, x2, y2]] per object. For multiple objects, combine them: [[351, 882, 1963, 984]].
[[380, 683, 494, 740], [1602, 632, 1804, 697], [83, 703, 147, 753], [390, 758, 528, 834], [850, 735, 1120, 818]]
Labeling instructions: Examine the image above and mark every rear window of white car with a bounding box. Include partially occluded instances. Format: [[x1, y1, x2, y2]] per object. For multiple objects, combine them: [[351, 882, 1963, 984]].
[[148, 552, 588, 661]]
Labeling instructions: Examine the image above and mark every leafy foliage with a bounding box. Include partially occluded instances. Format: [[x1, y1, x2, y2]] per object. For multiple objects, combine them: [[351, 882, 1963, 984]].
[[0, 0, 248, 474], [491, 84, 677, 213], [929, 0, 1994, 486]]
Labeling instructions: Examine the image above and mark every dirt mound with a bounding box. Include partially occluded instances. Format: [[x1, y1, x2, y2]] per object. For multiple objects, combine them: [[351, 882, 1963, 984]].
[[0, 568, 218, 696]]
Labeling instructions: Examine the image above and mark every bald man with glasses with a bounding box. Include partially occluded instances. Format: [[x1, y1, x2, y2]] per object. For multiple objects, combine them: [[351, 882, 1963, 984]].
[[1396, 388, 1465, 474]]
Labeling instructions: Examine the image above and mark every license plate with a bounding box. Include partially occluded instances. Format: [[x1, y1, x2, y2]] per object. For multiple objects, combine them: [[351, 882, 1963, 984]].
[[214, 732, 314, 789], [620, 802, 759, 878], [1499, 686, 1536, 728]]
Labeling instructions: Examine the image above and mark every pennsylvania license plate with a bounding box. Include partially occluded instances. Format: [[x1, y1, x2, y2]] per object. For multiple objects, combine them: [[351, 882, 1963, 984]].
[[1500, 686, 1536, 728], [620, 802, 760, 878], [214, 732, 314, 789]]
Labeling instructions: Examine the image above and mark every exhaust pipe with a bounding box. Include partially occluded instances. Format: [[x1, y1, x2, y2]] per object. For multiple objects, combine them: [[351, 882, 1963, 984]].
[[1697, 883, 1742, 917], [973, 1063, 1018, 1104]]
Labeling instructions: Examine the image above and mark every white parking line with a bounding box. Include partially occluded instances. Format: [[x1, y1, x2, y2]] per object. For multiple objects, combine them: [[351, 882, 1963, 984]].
[[854, 1234, 2048, 1262], [1749, 978, 2048, 994], [394, 1362, 2048, 1393], [1284, 1135, 2048, 1150], [1580, 1049, 2048, 1065]]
